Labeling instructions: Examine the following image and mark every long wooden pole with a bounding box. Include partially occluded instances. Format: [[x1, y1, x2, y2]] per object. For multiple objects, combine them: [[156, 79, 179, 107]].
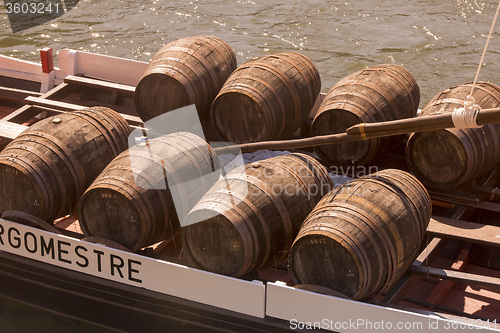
[[213, 107, 500, 154], [346, 107, 500, 136]]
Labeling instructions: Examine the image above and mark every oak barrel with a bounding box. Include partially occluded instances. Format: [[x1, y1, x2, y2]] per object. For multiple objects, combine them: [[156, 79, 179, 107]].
[[406, 82, 500, 189], [310, 64, 420, 167], [0, 107, 130, 222], [78, 132, 219, 252], [210, 52, 321, 143], [181, 153, 333, 277], [288, 169, 431, 300], [135, 36, 237, 121]]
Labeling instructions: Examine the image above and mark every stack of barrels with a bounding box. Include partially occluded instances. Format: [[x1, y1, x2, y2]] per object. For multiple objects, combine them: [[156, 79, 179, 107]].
[[288, 169, 431, 300], [406, 82, 500, 189], [0, 107, 131, 222], [311, 64, 420, 167], [179, 154, 431, 301], [134, 36, 322, 143], [6, 34, 496, 302], [132, 37, 435, 301], [182, 153, 333, 276], [78, 132, 220, 251]]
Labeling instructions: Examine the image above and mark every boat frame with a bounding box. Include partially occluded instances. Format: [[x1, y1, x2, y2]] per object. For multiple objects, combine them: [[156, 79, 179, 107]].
[[1, 49, 500, 332]]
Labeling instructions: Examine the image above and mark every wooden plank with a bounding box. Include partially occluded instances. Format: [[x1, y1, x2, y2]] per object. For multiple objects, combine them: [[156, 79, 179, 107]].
[[266, 282, 499, 332], [414, 238, 448, 265], [472, 186, 500, 199], [0, 56, 42, 84], [426, 249, 469, 305], [64, 75, 135, 97], [2, 105, 34, 122], [430, 191, 500, 213], [24, 96, 143, 126], [58, 49, 147, 87], [408, 265, 500, 293], [429, 191, 480, 204], [0, 86, 42, 102], [382, 238, 447, 305], [0, 55, 41, 74], [25, 96, 84, 111], [464, 200, 500, 214], [0, 120, 28, 140], [428, 216, 500, 247], [61, 96, 137, 119], [39, 82, 73, 100]]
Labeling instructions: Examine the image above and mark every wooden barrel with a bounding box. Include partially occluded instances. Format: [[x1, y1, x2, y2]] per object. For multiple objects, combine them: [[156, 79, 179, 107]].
[[310, 64, 420, 167], [210, 52, 321, 143], [0, 107, 130, 222], [181, 153, 333, 277], [135, 36, 237, 122], [288, 169, 431, 300], [406, 82, 500, 189], [78, 132, 219, 252]]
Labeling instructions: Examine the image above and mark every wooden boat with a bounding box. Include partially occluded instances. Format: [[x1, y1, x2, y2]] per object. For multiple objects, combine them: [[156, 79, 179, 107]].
[[1, 48, 500, 332]]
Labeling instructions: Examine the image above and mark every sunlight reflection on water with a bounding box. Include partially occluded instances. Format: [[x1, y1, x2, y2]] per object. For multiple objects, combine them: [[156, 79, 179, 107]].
[[0, 0, 499, 106]]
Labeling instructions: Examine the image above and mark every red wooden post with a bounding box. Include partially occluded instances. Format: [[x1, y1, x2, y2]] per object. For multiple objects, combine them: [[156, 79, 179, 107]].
[[40, 47, 54, 74]]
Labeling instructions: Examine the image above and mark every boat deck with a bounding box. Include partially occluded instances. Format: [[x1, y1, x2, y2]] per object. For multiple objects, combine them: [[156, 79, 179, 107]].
[[1, 51, 500, 331]]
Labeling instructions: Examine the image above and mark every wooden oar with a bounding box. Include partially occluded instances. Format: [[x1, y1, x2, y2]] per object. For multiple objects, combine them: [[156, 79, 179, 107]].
[[346, 107, 500, 137], [213, 107, 500, 154]]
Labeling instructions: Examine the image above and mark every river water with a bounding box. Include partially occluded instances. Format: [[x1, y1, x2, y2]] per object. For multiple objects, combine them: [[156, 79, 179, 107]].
[[1, 0, 500, 107]]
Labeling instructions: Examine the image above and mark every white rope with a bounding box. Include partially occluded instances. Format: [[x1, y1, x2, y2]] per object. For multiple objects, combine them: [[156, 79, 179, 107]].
[[452, 95, 482, 129], [454, 1, 500, 129], [470, 1, 500, 96]]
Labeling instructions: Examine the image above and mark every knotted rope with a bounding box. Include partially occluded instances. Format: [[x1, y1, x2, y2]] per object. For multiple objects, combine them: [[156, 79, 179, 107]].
[[453, 1, 500, 129], [452, 95, 482, 129]]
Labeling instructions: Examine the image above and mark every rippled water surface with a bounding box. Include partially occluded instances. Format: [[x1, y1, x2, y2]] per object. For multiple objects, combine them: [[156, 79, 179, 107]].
[[1, 0, 500, 106]]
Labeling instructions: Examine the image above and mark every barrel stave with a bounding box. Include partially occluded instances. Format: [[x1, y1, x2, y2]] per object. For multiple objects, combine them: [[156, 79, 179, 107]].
[[311, 64, 419, 167], [182, 153, 332, 277], [135, 36, 237, 122], [211, 52, 321, 143], [289, 169, 431, 300], [0, 107, 130, 222], [406, 82, 500, 189], [79, 132, 219, 252]]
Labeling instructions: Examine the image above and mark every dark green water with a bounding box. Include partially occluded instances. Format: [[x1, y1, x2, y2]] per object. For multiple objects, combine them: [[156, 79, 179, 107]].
[[1, 0, 500, 106]]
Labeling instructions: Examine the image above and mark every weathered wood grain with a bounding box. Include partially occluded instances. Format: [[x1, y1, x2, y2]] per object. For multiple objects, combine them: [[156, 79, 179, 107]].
[[182, 153, 333, 277], [135, 36, 237, 122], [78, 132, 219, 252], [0, 120, 27, 140], [406, 82, 500, 189], [289, 169, 431, 300], [428, 215, 500, 247], [0, 107, 131, 222], [310, 64, 419, 167], [25, 96, 143, 126], [210, 52, 321, 143], [64, 75, 135, 97], [0, 86, 42, 102]]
